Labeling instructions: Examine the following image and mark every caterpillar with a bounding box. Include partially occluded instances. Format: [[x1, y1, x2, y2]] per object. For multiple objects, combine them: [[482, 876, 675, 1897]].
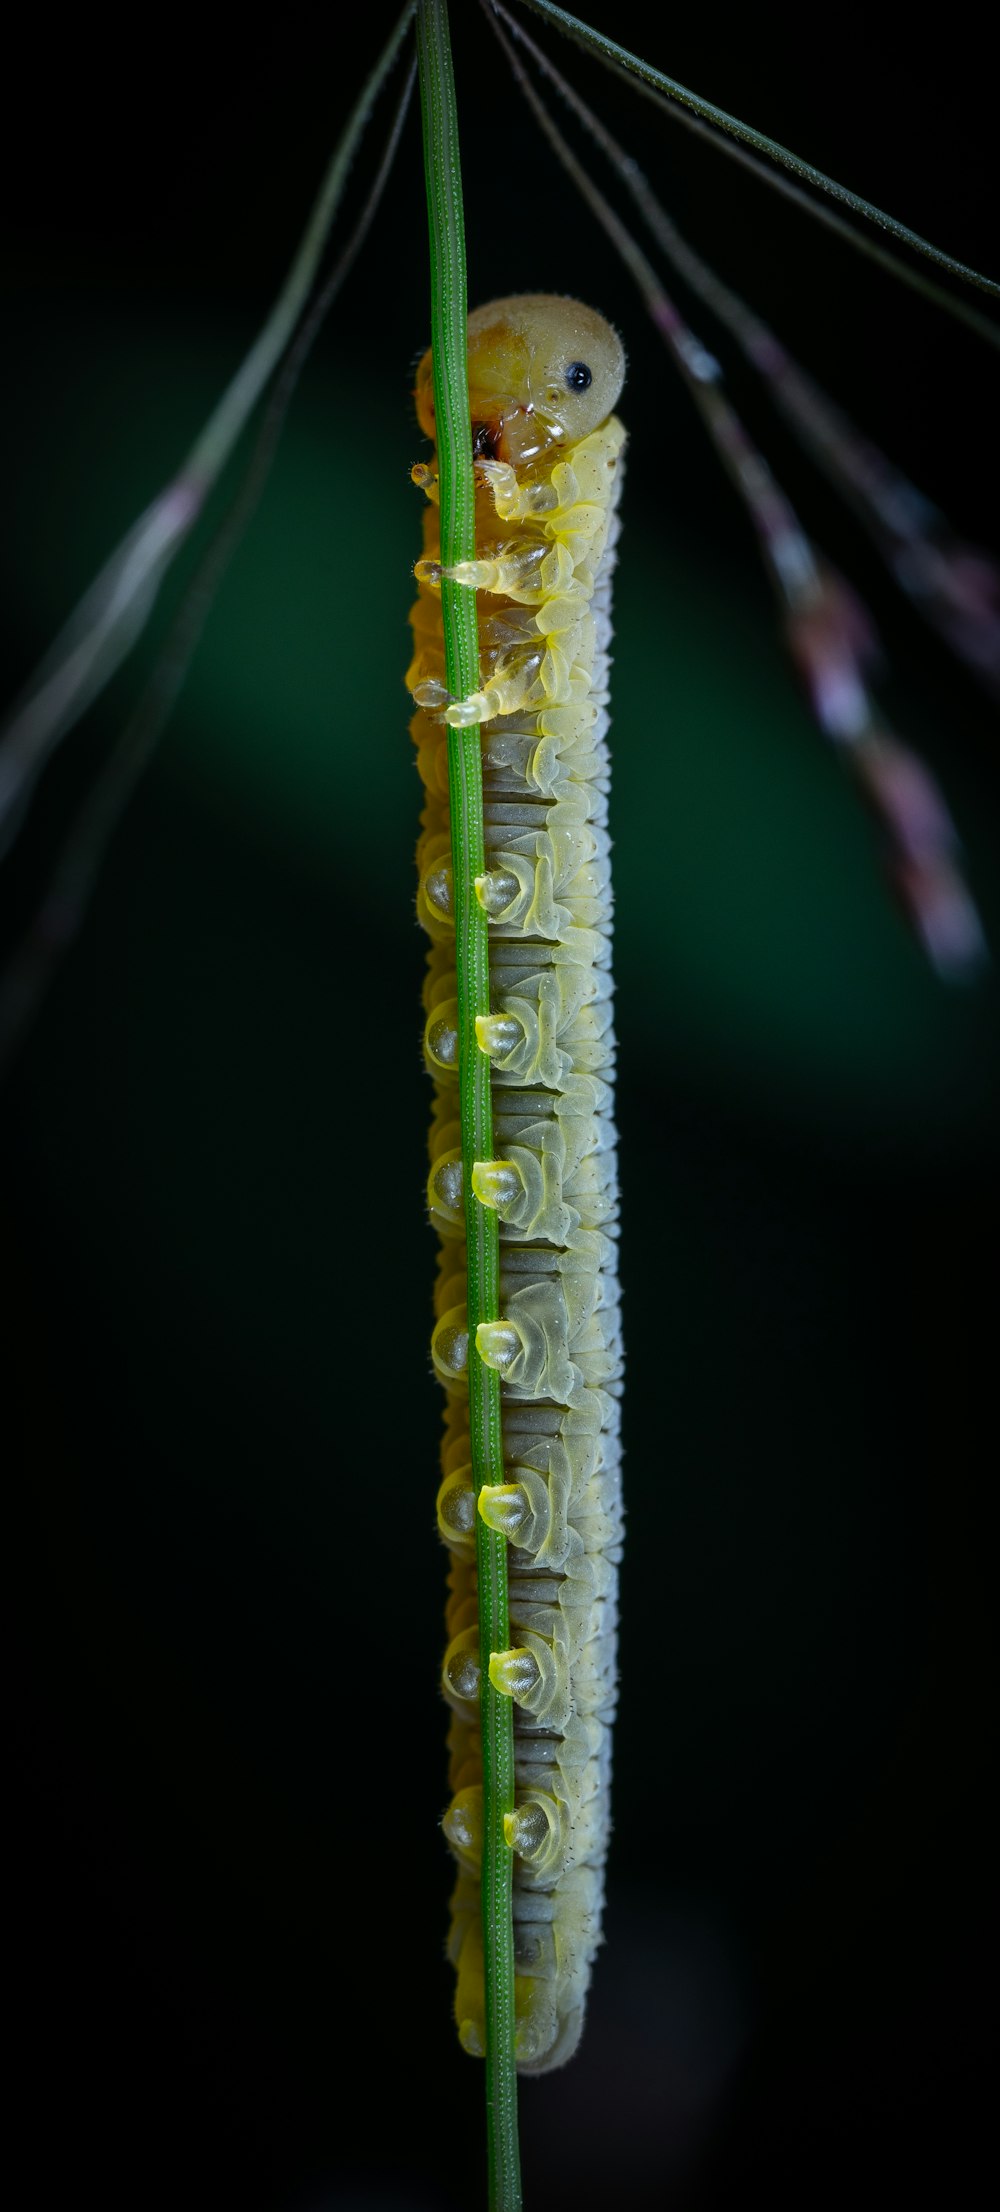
[[406, 293, 627, 2073]]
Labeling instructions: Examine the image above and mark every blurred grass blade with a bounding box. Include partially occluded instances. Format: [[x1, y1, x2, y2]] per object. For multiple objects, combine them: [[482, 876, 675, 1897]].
[[416, 5, 522, 2209], [0, 0, 416, 860], [490, 2, 987, 980], [0, 55, 417, 1077], [512, 0, 1000, 327], [493, 0, 1000, 696]]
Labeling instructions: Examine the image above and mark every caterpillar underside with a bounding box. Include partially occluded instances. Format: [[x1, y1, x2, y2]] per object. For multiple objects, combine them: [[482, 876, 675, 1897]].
[[407, 295, 626, 2074]]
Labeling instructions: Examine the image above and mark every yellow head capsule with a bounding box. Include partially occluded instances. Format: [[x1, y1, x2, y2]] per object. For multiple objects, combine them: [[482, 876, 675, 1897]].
[[415, 293, 625, 462]]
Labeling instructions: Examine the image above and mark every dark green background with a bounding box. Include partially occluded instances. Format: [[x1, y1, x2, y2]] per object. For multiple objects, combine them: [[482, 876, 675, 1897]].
[[2, 5, 996, 2207]]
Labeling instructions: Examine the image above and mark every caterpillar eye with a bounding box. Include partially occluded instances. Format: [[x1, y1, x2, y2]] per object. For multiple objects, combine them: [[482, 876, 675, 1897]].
[[565, 361, 593, 392]]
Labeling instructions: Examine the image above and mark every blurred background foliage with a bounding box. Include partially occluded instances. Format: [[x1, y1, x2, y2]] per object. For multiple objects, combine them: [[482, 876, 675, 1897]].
[[2, 5, 996, 2207]]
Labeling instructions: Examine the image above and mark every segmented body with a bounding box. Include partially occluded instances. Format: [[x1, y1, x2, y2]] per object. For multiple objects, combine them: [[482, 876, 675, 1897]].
[[407, 295, 626, 2073]]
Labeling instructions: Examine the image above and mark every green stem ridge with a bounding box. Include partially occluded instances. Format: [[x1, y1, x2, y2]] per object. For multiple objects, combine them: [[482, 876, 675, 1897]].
[[514, 0, 1000, 307], [415, 6, 522, 2209]]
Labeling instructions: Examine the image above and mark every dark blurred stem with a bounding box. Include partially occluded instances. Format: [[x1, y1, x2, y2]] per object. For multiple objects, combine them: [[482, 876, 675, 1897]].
[[494, 0, 1000, 699], [0, 52, 416, 1078], [489, 2, 986, 981], [512, 0, 1000, 328], [0, 1, 417, 862]]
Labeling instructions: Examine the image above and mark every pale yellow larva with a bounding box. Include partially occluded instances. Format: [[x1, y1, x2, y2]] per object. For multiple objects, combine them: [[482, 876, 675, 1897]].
[[407, 293, 626, 2073]]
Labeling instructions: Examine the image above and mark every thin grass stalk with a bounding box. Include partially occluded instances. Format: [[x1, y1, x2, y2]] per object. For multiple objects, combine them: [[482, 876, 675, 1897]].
[[494, 0, 1000, 693], [0, 56, 417, 1076], [415, 5, 522, 2207], [550, 37, 1000, 353], [514, 0, 1000, 306], [0, 0, 416, 854], [490, 6, 986, 978]]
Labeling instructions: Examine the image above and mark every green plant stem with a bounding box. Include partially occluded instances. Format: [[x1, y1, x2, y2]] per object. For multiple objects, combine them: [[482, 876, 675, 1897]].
[[416, 6, 522, 2209], [515, 0, 1000, 314]]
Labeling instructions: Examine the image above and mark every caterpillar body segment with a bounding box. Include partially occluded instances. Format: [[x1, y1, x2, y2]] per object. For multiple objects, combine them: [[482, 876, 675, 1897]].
[[408, 295, 626, 2075]]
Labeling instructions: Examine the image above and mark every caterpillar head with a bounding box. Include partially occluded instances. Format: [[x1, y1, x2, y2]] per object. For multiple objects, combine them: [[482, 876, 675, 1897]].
[[415, 293, 625, 469]]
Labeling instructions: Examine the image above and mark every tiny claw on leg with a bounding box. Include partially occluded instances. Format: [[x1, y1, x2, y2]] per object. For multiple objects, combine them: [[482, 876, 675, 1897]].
[[411, 461, 439, 502]]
